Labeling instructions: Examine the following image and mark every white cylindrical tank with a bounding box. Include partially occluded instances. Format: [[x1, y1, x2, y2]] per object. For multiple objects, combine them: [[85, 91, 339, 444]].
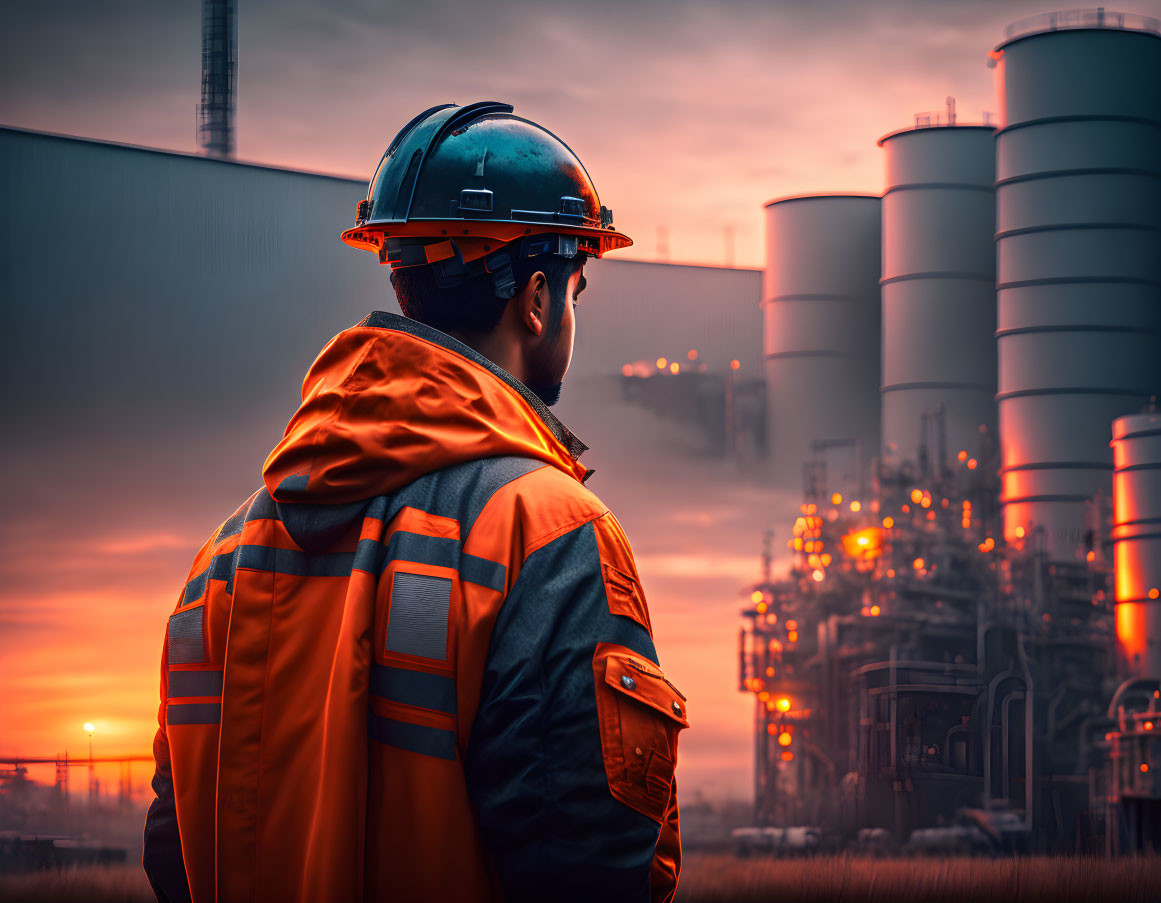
[[763, 195, 881, 497], [879, 124, 997, 467], [1111, 406, 1161, 677], [993, 15, 1161, 559]]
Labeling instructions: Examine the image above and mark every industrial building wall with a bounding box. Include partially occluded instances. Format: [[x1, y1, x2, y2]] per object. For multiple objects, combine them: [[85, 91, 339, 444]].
[[0, 126, 762, 533]]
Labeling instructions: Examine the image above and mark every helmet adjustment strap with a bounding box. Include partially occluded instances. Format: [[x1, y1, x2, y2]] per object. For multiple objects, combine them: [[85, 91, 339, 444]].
[[387, 233, 586, 300]]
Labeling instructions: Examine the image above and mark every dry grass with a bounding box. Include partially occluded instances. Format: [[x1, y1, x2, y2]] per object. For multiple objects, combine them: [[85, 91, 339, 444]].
[[3, 855, 1160, 902], [677, 853, 1161, 903], [0, 864, 153, 903]]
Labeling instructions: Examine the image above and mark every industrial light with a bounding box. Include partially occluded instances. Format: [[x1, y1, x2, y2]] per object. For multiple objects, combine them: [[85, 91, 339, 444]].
[[787, 630, 799, 643], [913, 557, 925, 570], [83, 723, 95, 733], [730, 359, 741, 371], [1145, 721, 1154, 731], [957, 449, 968, 461], [870, 605, 881, 616], [883, 516, 894, 528], [786, 621, 798, 631], [910, 489, 923, 504], [751, 590, 764, 603], [831, 492, 843, 505], [1150, 588, 1160, 600], [776, 697, 791, 712], [1141, 763, 1150, 774], [756, 602, 768, 614], [621, 364, 633, 377], [780, 750, 794, 762], [777, 731, 793, 747], [656, 357, 667, 369], [850, 500, 862, 512], [669, 362, 680, 374], [687, 349, 698, 361], [811, 569, 824, 583], [967, 458, 978, 470], [1015, 526, 1026, 538]]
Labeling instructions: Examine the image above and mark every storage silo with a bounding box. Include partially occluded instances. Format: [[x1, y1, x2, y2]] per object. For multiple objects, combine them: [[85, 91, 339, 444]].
[[993, 12, 1161, 558], [1112, 406, 1161, 677], [879, 122, 996, 467], [763, 195, 881, 498]]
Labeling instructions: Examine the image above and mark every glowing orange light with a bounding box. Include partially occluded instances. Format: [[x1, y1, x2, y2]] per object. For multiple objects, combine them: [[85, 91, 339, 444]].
[[910, 489, 923, 504], [730, 359, 741, 371], [963, 499, 972, 509], [1141, 763, 1150, 774], [957, 450, 968, 462], [765, 666, 775, 677], [777, 731, 793, 747], [831, 492, 843, 505], [621, 364, 633, 377], [766, 724, 778, 735], [687, 349, 698, 361], [793, 538, 804, 551], [1015, 526, 1025, 539], [886, 569, 896, 578], [756, 602, 768, 614], [669, 362, 680, 374], [861, 606, 871, 616], [787, 630, 799, 643], [920, 496, 931, 509], [820, 553, 832, 566], [656, 357, 667, 369], [870, 605, 881, 617], [1145, 721, 1154, 731], [811, 569, 824, 584], [967, 458, 978, 470], [776, 697, 791, 713], [926, 510, 936, 521], [1086, 550, 1096, 562], [785, 621, 798, 631], [806, 504, 817, 515], [780, 750, 794, 761], [913, 557, 925, 570], [902, 504, 910, 514], [750, 590, 763, 603], [758, 691, 770, 702], [850, 500, 862, 512], [1151, 588, 1160, 600], [1042, 612, 1052, 623], [882, 516, 894, 528], [842, 527, 884, 559]]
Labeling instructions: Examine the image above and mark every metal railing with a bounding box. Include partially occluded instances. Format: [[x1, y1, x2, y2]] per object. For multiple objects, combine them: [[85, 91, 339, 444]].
[[1004, 8, 1161, 41], [912, 111, 995, 128]]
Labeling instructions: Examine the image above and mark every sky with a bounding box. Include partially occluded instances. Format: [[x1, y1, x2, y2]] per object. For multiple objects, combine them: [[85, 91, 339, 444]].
[[0, 0, 1127, 269], [4, 0, 1160, 806]]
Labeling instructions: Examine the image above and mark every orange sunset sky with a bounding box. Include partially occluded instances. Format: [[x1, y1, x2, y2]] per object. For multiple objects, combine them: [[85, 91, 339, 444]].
[[5, 0, 1152, 802]]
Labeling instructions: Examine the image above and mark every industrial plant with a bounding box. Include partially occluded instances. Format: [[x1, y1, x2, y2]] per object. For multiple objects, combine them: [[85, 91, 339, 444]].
[[740, 9, 1161, 854]]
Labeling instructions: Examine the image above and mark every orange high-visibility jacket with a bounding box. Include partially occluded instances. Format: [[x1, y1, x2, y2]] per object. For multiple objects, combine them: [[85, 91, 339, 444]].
[[143, 312, 686, 902]]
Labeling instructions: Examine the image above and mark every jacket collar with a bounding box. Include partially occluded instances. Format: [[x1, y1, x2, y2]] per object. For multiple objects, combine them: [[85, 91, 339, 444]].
[[358, 311, 589, 462]]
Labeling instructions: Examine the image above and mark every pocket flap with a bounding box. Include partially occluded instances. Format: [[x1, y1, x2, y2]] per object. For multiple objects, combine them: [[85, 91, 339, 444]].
[[604, 652, 688, 729]]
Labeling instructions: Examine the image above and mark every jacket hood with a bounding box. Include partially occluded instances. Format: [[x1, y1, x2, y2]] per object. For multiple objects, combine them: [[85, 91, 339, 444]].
[[263, 312, 589, 549]]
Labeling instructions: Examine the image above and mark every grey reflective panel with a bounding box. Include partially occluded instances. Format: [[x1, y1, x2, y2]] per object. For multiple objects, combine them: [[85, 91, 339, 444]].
[[168, 607, 205, 665], [371, 663, 456, 714], [167, 669, 224, 698], [166, 702, 221, 725], [386, 572, 451, 661], [368, 711, 457, 761], [234, 545, 355, 577]]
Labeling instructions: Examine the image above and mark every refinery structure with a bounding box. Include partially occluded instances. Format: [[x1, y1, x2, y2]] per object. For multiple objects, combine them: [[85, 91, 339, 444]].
[[741, 9, 1161, 854]]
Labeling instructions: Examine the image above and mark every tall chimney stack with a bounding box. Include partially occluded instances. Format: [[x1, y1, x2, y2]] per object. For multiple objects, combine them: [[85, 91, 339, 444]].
[[199, 0, 236, 158]]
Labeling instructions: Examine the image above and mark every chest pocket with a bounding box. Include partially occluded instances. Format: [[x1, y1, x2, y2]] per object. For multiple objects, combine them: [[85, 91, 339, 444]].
[[592, 643, 688, 823]]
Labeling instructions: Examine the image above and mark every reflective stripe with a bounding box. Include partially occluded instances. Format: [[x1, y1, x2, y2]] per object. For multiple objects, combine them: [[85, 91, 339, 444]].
[[216, 504, 249, 540], [386, 572, 451, 661], [367, 532, 507, 591], [368, 711, 457, 760], [460, 554, 505, 592], [166, 702, 221, 725], [181, 570, 208, 608], [234, 545, 355, 577], [168, 607, 204, 665], [168, 670, 223, 698], [371, 663, 456, 714]]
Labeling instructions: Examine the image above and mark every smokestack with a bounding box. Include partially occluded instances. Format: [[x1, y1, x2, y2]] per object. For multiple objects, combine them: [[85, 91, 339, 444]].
[[199, 0, 237, 158]]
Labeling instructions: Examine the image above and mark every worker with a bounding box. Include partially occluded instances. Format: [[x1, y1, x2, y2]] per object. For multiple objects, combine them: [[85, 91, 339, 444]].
[[142, 101, 686, 903]]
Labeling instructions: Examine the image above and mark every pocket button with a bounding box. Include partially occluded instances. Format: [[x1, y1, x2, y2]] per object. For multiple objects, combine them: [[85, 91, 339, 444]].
[[621, 675, 636, 690]]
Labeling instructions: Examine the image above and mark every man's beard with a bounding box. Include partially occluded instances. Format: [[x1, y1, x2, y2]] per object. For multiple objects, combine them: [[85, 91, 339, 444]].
[[527, 380, 563, 407]]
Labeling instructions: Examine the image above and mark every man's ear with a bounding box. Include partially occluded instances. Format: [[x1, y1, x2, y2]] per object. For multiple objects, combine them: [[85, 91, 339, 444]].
[[519, 271, 548, 337]]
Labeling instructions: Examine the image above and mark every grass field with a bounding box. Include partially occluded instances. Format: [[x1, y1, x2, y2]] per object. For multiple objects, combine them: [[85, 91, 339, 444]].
[[2, 854, 1159, 902]]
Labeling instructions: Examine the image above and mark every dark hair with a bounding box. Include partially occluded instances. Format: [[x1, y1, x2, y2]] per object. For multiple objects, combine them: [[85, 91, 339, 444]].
[[391, 252, 583, 338]]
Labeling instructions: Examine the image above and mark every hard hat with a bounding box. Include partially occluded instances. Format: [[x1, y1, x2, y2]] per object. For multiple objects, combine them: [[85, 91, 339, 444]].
[[341, 102, 632, 298]]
